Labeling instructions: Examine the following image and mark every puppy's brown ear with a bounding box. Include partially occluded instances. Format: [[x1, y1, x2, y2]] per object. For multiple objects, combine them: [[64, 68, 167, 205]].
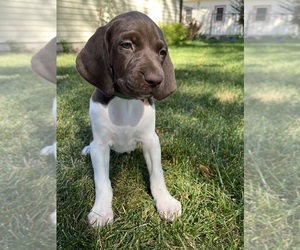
[[76, 26, 114, 97], [153, 53, 177, 100], [31, 37, 56, 84]]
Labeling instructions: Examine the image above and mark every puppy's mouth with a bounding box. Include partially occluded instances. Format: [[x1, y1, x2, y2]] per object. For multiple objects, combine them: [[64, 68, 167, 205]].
[[114, 80, 153, 100]]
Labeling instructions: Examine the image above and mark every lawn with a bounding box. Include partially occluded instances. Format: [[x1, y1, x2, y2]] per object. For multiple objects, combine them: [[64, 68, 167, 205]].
[[57, 40, 244, 249], [244, 40, 300, 249], [0, 54, 56, 249]]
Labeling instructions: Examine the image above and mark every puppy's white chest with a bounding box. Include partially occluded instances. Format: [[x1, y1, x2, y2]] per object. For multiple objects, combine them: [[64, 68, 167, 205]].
[[90, 97, 155, 153]]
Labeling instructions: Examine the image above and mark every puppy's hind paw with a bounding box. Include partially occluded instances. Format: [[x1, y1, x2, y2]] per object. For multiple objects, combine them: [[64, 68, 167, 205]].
[[82, 146, 90, 155], [41, 142, 56, 159]]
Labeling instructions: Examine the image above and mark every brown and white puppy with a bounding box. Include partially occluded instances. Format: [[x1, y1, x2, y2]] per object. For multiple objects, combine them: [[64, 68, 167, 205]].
[[76, 11, 181, 227]]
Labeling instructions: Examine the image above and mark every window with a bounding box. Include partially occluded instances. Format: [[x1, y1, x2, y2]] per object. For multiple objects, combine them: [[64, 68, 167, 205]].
[[186, 9, 192, 23], [215, 6, 225, 22], [255, 7, 268, 21]]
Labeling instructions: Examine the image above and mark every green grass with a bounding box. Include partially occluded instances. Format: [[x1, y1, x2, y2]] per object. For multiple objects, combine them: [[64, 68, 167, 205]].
[[0, 54, 56, 248], [244, 41, 300, 249], [57, 40, 244, 249]]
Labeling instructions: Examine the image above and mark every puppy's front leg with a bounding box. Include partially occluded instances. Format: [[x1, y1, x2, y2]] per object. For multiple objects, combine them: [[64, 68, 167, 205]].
[[142, 133, 182, 221], [88, 141, 113, 227]]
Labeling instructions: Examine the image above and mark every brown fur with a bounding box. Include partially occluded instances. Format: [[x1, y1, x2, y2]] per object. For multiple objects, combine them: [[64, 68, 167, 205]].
[[76, 11, 176, 101]]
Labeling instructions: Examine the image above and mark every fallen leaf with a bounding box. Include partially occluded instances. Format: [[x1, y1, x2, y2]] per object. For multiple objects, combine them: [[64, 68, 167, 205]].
[[156, 129, 164, 135], [199, 164, 214, 179]]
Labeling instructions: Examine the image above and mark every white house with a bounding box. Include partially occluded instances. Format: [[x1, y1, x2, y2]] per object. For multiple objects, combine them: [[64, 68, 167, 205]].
[[182, 0, 241, 37], [0, 0, 181, 52], [182, 0, 297, 37], [0, 0, 56, 52], [245, 0, 297, 37], [58, 0, 181, 51]]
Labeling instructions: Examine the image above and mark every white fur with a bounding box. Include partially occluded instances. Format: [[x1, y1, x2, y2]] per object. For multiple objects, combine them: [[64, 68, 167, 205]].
[[84, 97, 181, 227]]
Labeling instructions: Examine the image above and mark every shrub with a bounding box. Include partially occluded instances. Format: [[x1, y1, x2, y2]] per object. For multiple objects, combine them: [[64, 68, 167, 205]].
[[58, 39, 73, 53], [159, 23, 187, 45], [187, 20, 202, 40], [6, 40, 24, 53]]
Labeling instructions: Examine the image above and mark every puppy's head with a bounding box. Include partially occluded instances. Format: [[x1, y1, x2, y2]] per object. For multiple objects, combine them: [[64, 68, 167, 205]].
[[76, 11, 176, 100]]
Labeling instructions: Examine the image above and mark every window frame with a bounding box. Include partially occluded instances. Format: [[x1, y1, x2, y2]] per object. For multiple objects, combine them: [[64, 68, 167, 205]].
[[185, 8, 192, 23], [254, 6, 271, 22], [214, 5, 226, 22]]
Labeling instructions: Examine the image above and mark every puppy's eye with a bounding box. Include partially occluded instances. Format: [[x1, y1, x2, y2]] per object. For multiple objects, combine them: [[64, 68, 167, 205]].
[[159, 49, 167, 57], [121, 42, 132, 49]]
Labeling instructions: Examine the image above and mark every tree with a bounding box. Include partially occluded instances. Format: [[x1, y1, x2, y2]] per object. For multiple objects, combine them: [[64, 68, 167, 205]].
[[280, 0, 300, 28], [95, 0, 120, 27], [230, 0, 244, 35]]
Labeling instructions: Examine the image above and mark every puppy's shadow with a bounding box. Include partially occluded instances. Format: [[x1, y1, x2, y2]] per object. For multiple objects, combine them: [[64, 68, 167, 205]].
[[109, 148, 151, 195]]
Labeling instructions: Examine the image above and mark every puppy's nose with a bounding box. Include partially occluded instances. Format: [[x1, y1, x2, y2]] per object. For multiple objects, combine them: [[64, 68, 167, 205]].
[[144, 72, 163, 87]]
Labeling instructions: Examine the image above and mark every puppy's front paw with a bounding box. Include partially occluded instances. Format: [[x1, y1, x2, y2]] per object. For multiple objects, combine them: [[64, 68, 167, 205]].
[[156, 196, 182, 221], [88, 209, 114, 227]]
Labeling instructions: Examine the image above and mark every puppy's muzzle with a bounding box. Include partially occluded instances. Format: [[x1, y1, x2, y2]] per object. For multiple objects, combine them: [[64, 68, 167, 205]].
[[144, 71, 163, 87]]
